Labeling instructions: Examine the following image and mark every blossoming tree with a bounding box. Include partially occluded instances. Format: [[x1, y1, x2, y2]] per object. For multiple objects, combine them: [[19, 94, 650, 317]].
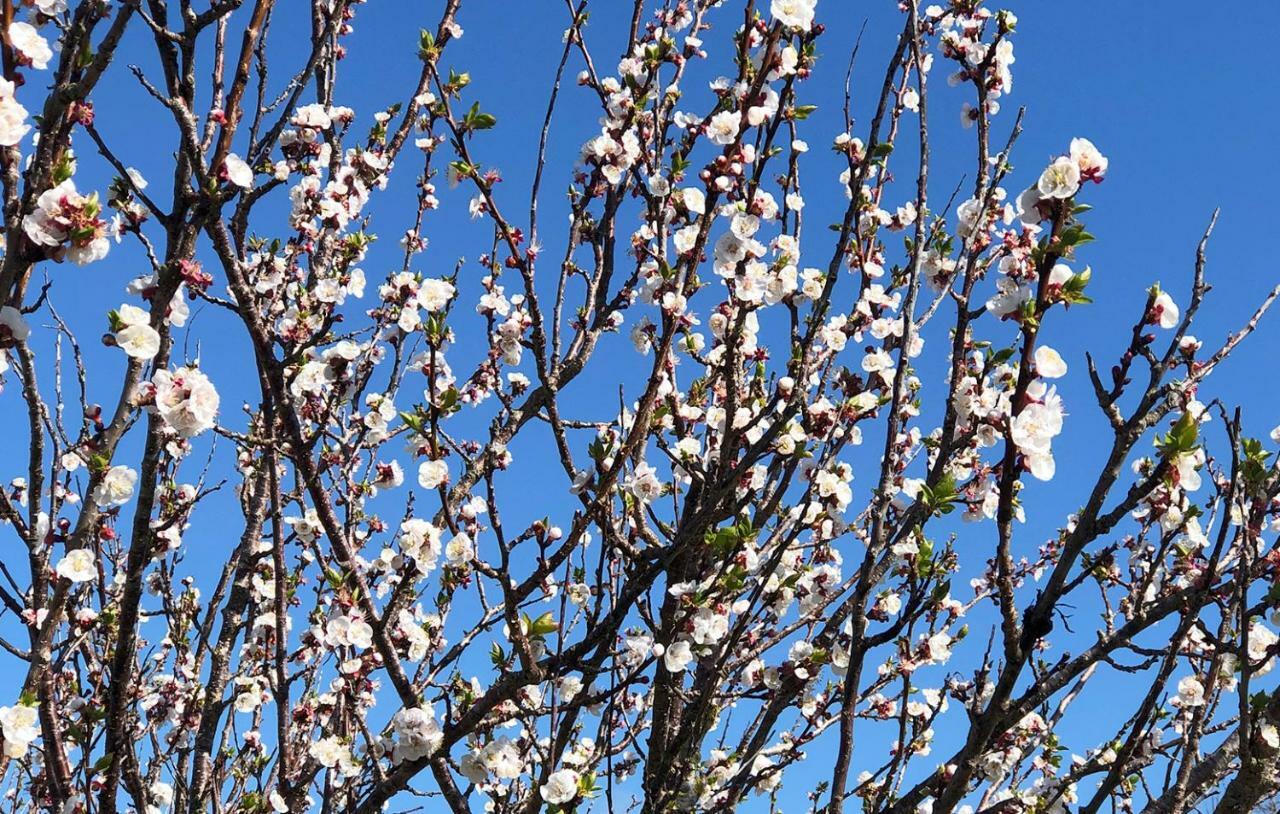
[[0, 0, 1278, 812]]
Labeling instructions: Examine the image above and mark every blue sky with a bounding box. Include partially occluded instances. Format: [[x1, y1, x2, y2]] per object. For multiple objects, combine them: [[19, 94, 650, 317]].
[[2, 0, 1278, 809]]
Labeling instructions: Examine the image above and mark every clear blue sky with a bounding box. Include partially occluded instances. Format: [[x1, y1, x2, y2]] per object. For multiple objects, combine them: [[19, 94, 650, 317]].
[[2, 1, 1277, 809]]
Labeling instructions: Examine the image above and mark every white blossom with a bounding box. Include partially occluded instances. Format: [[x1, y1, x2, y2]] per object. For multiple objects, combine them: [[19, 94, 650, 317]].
[[1033, 346, 1068, 378], [706, 110, 741, 145], [0, 703, 39, 758], [224, 154, 254, 189], [92, 465, 137, 507], [0, 78, 30, 146], [113, 304, 161, 360], [663, 640, 694, 672], [771, 0, 817, 31], [418, 459, 449, 489], [1036, 156, 1080, 200], [0, 305, 30, 342], [8, 23, 52, 70], [150, 366, 220, 437], [1175, 675, 1205, 708], [390, 706, 442, 763], [55, 549, 96, 583], [540, 768, 580, 805], [1153, 290, 1179, 329]]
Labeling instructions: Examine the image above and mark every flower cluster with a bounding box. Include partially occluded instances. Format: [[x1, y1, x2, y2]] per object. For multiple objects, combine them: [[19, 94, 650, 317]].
[[0, 702, 39, 758], [23, 179, 111, 265], [142, 366, 221, 438], [2, 4, 1278, 814]]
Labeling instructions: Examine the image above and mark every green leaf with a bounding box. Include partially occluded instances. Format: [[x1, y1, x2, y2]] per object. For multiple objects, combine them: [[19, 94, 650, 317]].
[[926, 474, 958, 514], [528, 611, 559, 637], [1060, 267, 1092, 306], [399, 411, 424, 434], [76, 40, 94, 70], [53, 154, 75, 184], [1058, 223, 1095, 250], [1157, 412, 1200, 458], [418, 29, 437, 61], [448, 68, 471, 92], [706, 526, 740, 555], [463, 102, 496, 131]]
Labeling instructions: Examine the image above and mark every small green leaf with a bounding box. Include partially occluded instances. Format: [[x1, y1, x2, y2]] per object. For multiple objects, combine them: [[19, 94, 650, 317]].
[[527, 611, 559, 637], [418, 29, 437, 61]]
